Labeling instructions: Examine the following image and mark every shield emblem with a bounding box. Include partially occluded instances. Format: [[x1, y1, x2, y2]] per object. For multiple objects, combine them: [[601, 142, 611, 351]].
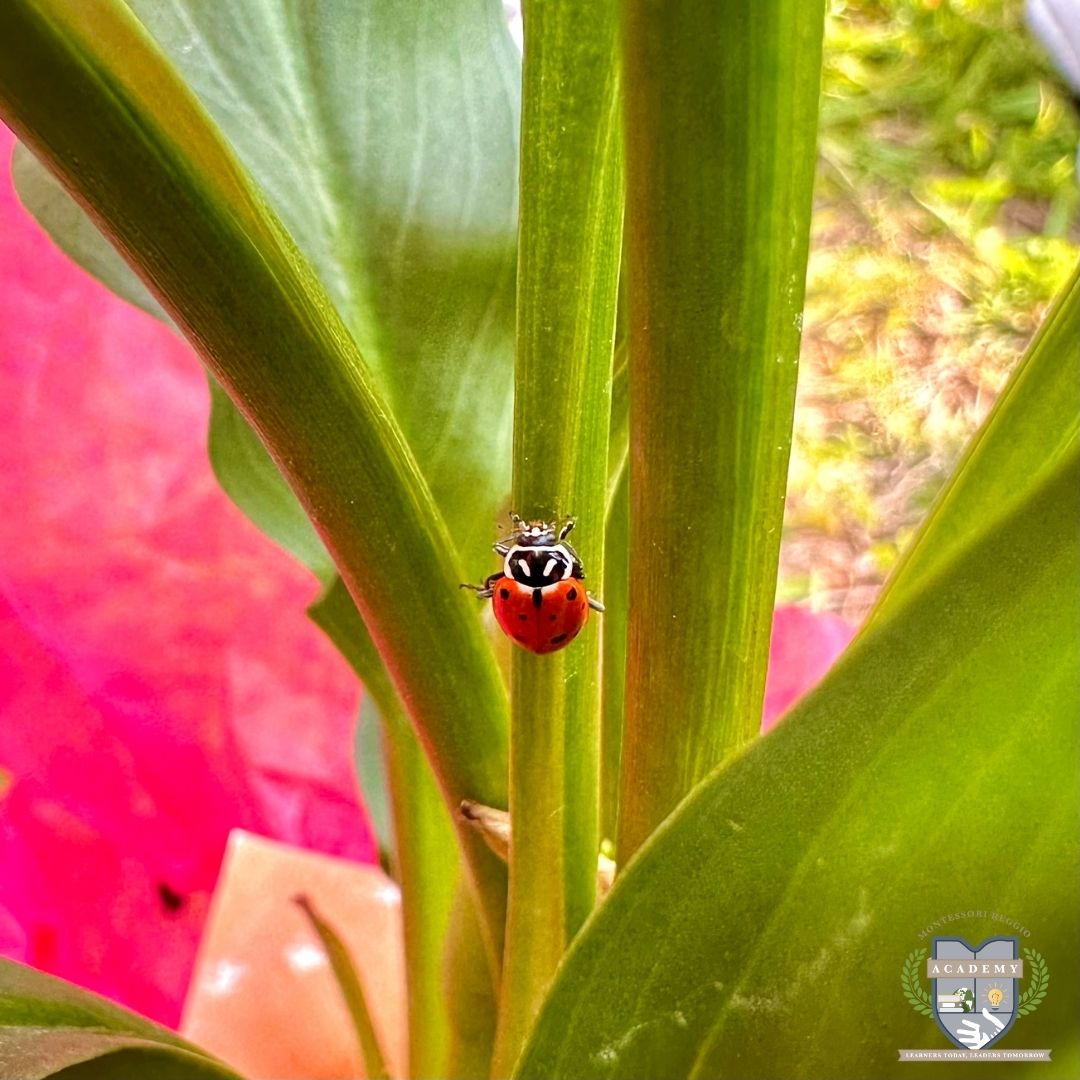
[[931, 937, 1020, 1050]]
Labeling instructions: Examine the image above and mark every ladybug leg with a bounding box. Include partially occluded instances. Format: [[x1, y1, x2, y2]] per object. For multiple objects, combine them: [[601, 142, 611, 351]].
[[493, 540, 511, 556], [459, 582, 493, 598], [510, 511, 526, 529], [460, 572, 501, 600], [559, 518, 576, 541], [587, 594, 606, 613], [562, 539, 586, 578]]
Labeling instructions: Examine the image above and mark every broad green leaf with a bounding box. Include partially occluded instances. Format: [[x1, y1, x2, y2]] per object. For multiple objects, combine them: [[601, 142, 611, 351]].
[[606, 344, 629, 513], [14, 0, 520, 581], [11, 142, 164, 321], [492, 0, 622, 1072], [207, 380, 335, 581], [0, 960, 243, 1080], [617, 0, 826, 858], [0, 0, 508, 962], [514, 285, 1080, 1079], [13, 141, 336, 581], [516, 434, 1080, 1080]]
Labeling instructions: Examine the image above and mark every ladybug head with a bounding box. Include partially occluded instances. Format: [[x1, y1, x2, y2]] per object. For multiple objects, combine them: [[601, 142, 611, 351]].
[[509, 513, 574, 547], [499, 513, 584, 587]]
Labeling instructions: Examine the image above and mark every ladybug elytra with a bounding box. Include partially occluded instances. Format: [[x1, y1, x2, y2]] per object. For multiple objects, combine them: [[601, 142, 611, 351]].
[[462, 513, 604, 654]]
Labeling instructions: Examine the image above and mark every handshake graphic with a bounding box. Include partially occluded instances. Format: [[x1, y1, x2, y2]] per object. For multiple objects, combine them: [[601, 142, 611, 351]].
[[955, 1008, 1007, 1050]]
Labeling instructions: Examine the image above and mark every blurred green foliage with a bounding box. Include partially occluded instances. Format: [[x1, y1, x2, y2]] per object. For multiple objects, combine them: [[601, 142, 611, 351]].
[[821, 0, 1079, 221], [781, 0, 1079, 615]]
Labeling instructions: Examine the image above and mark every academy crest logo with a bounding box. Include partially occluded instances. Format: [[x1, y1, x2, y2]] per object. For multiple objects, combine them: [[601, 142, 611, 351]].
[[901, 937, 1050, 1058]]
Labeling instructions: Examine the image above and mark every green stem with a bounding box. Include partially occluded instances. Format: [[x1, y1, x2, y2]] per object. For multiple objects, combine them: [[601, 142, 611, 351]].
[[600, 349, 629, 842], [310, 581, 474, 1080], [443, 880, 499, 1080], [600, 466, 628, 843], [492, 0, 623, 1073], [616, 0, 825, 860]]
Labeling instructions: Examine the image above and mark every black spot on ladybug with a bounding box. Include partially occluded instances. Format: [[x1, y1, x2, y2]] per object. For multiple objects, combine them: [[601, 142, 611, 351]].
[[500, 587, 510, 600], [532, 589, 543, 609], [549, 613, 557, 622], [550, 633, 568, 645], [518, 613, 529, 621], [567, 587, 578, 601], [157, 882, 185, 913]]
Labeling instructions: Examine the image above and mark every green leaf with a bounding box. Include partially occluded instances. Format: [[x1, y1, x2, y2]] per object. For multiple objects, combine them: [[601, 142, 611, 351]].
[[0, 0, 509, 965], [294, 896, 391, 1080], [492, 0, 623, 1072], [899, 949, 933, 1018], [602, 345, 629, 842], [515, 283, 1080, 1077], [1017, 949, 1050, 1017], [606, 344, 629, 514], [617, 0, 827, 858], [517, 452, 1079, 1079], [0, 960, 243, 1080], [11, 142, 164, 320], [207, 379, 335, 582], [13, 0, 521, 580]]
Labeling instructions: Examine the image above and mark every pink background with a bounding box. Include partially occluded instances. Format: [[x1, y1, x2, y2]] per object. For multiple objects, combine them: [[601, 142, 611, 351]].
[[0, 125, 371, 1025]]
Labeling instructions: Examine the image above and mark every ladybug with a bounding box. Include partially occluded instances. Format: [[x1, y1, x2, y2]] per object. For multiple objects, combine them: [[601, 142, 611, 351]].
[[462, 513, 604, 654]]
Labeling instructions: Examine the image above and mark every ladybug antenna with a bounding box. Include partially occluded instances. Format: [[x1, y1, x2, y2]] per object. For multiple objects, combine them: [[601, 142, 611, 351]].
[[559, 518, 575, 541], [510, 511, 526, 531]]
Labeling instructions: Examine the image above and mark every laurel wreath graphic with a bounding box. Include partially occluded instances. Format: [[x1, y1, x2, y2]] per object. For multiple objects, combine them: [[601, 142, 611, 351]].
[[901, 948, 934, 1016], [902, 945, 1049, 1018], [1016, 948, 1049, 1016]]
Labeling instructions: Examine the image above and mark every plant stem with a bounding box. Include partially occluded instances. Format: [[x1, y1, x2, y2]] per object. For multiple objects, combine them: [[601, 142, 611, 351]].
[[600, 466, 628, 843], [310, 581, 469, 1080], [492, 0, 623, 1073], [617, 0, 825, 861], [443, 880, 499, 1080]]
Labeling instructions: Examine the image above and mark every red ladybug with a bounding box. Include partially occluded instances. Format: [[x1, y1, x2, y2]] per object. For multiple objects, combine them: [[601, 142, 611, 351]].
[[462, 514, 604, 654]]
